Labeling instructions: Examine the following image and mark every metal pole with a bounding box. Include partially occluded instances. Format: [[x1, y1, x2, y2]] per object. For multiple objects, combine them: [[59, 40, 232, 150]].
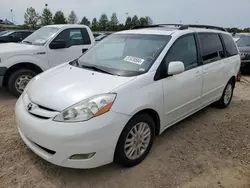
[[10, 9, 13, 23]]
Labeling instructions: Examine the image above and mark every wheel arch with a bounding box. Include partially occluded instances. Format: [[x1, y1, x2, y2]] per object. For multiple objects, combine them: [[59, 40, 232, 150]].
[[3, 62, 43, 86], [230, 75, 236, 88], [128, 108, 161, 136]]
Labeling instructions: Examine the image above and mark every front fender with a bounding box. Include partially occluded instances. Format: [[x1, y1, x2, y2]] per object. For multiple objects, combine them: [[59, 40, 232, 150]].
[[1, 54, 48, 71]]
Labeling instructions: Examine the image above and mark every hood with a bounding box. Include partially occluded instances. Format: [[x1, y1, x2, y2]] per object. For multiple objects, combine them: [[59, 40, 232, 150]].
[[28, 64, 135, 111], [238, 46, 250, 53], [0, 43, 41, 55]]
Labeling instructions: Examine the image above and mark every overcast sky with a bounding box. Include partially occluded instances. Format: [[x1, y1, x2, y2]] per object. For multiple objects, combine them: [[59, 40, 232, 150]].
[[0, 0, 249, 28]]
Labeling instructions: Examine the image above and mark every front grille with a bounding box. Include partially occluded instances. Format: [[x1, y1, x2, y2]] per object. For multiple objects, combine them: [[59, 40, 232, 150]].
[[34, 142, 56, 155]]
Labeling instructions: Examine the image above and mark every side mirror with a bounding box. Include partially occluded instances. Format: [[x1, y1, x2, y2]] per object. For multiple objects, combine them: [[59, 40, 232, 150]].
[[50, 40, 67, 49], [9, 35, 14, 39], [167, 61, 185, 75]]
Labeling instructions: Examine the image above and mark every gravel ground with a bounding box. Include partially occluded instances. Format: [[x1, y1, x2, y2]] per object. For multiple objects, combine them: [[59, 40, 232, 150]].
[[1, 77, 250, 188]]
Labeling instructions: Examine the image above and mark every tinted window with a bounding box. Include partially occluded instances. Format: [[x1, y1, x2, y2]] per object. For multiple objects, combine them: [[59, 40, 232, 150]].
[[198, 33, 225, 64], [221, 34, 238, 57], [165, 34, 198, 70], [21, 32, 32, 38], [52, 28, 90, 48], [11, 32, 22, 38], [81, 28, 91, 44]]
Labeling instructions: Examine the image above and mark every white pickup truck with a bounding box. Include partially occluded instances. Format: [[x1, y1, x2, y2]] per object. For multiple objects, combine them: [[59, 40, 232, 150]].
[[0, 24, 95, 96]]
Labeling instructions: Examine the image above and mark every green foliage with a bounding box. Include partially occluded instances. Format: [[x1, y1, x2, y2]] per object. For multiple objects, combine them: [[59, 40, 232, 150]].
[[41, 8, 53, 26], [24, 7, 40, 29], [68, 11, 78, 24], [131, 15, 139, 27], [22, 8, 155, 31], [99, 14, 109, 31], [80, 16, 90, 26], [53, 11, 67, 24], [91, 18, 98, 31], [145, 16, 153, 25], [125, 16, 132, 29], [109, 13, 119, 31]]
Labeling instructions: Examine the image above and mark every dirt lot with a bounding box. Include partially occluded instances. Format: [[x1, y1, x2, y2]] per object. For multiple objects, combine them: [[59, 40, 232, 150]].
[[1, 77, 250, 188]]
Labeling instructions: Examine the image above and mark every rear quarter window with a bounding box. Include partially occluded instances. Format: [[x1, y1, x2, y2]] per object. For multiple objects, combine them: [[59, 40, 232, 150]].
[[221, 34, 239, 57]]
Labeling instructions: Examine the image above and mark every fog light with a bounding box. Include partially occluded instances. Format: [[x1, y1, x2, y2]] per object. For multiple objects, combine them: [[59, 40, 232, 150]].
[[69, 152, 96, 160]]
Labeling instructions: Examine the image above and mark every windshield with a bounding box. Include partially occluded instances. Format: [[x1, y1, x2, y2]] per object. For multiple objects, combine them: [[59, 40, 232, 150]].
[[76, 34, 171, 76], [0, 31, 13, 36], [22, 27, 59, 45], [236, 36, 250, 47]]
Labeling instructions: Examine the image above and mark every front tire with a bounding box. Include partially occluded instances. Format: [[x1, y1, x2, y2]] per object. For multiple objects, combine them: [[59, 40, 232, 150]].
[[215, 80, 234, 109], [8, 69, 36, 97], [114, 113, 155, 167]]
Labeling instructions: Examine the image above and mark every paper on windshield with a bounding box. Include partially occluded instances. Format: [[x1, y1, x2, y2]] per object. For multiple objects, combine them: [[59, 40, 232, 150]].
[[124, 56, 145, 65]]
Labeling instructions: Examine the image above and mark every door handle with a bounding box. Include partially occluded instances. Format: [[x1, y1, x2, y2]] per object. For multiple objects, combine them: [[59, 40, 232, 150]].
[[82, 49, 88, 53], [195, 71, 202, 77]]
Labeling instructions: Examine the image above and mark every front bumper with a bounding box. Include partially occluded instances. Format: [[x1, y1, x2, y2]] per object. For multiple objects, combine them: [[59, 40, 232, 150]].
[[15, 97, 131, 169], [0, 67, 7, 87]]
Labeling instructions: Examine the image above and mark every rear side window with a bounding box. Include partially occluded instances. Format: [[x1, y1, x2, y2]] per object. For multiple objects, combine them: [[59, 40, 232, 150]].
[[221, 34, 238, 57], [198, 33, 225, 64]]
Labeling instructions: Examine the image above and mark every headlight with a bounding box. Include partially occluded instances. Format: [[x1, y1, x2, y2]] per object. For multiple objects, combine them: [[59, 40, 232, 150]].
[[54, 94, 116, 122]]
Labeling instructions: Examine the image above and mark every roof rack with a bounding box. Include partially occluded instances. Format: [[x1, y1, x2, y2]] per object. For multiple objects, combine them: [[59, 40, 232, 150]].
[[131, 24, 182, 30], [131, 24, 227, 32], [179, 24, 227, 31]]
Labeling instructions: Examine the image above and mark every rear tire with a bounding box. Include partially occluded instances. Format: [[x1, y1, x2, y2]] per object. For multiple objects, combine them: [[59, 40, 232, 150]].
[[215, 80, 234, 109], [8, 69, 36, 97], [114, 113, 155, 167]]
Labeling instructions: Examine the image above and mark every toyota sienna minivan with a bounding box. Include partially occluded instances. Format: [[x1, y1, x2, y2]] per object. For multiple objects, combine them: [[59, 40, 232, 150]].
[[15, 24, 240, 169]]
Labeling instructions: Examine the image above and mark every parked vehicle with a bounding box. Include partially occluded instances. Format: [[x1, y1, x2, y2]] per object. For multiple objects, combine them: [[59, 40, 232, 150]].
[[0, 24, 95, 96], [15, 24, 240, 169], [0, 30, 33, 43], [95, 33, 108, 42], [236, 35, 250, 74], [0, 30, 10, 36]]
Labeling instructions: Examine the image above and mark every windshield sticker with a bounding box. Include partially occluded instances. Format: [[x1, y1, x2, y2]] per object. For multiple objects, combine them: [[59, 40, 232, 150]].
[[124, 56, 145, 65]]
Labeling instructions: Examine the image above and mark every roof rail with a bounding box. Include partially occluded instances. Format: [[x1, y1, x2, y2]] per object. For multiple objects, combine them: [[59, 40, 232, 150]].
[[179, 24, 227, 31], [131, 24, 182, 30], [131, 24, 227, 32]]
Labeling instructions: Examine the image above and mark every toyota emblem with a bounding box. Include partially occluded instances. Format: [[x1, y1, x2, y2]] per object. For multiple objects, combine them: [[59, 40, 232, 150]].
[[27, 103, 33, 111]]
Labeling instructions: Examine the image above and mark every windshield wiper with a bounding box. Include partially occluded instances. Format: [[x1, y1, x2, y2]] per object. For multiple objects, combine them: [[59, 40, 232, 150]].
[[22, 40, 32, 44], [81, 65, 114, 75]]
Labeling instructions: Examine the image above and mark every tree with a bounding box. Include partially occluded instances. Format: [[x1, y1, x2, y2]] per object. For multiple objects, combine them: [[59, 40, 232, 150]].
[[145, 16, 153, 25], [125, 16, 132, 29], [91, 18, 98, 31], [139, 17, 147, 26], [24, 7, 40, 29], [41, 7, 53, 25], [80, 16, 90, 26], [99, 14, 109, 31], [109, 13, 119, 31], [118, 23, 125, 31], [53, 11, 67, 24], [131, 15, 139, 27], [68, 11, 78, 24]]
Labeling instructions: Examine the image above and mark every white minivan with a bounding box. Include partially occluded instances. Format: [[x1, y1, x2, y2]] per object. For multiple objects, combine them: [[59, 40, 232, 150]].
[[15, 24, 240, 169]]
